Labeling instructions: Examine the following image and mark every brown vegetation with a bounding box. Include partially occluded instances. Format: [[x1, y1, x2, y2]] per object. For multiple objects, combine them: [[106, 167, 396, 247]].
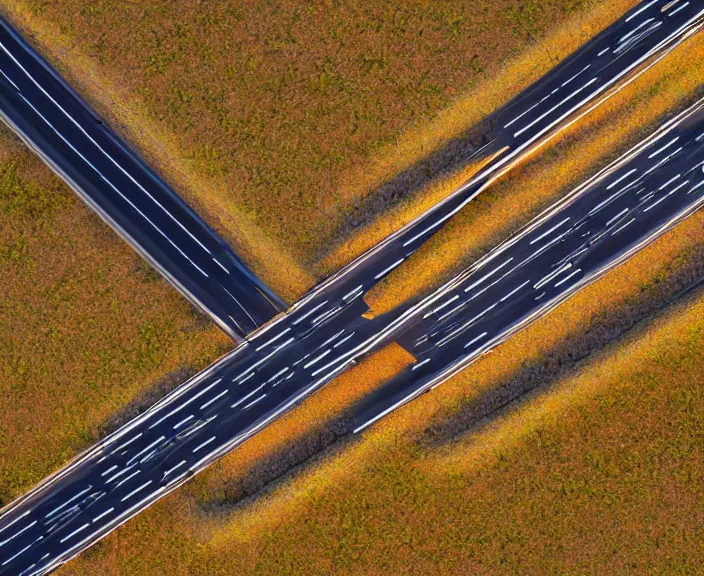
[[366, 28, 704, 313], [3, 0, 703, 573], [0, 0, 636, 298], [0, 128, 230, 507], [59, 202, 704, 574]]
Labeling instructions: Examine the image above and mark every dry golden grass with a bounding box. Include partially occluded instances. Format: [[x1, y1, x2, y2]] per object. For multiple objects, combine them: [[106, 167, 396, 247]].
[[0, 128, 231, 506], [315, 0, 637, 276], [0, 0, 636, 298], [365, 28, 704, 313], [188, 342, 414, 508], [59, 199, 704, 574], [2, 0, 702, 572], [430, 288, 704, 475]]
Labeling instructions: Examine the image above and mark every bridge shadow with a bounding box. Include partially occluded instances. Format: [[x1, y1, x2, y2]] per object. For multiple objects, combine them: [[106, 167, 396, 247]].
[[318, 115, 499, 258], [420, 271, 704, 451]]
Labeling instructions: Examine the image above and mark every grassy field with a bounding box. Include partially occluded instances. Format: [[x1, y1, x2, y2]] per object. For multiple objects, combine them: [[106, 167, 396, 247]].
[[57, 198, 704, 573], [365, 27, 704, 313], [0, 0, 636, 299], [1, 0, 703, 573], [0, 127, 231, 506]]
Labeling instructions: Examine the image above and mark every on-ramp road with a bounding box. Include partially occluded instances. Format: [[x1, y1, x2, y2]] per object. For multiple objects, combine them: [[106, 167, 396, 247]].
[[1, 1, 703, 573]]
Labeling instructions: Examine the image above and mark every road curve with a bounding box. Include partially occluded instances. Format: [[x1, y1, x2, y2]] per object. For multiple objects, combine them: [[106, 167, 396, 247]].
[[1, 2, 703, 573], [0, 17, 286, 340]]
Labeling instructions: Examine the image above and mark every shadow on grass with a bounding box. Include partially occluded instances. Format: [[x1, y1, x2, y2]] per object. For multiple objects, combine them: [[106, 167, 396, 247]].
[[421, 250, 704, 450], [321, 117, 497, 252], [193, 414, 358, 518], [97, 366, 199, 440], [193, 242, 704, 517]]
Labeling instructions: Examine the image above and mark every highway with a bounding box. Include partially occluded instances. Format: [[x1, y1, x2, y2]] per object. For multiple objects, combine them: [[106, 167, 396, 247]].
[[0, 18, 286, 340], [354, 97, 704, 430], [302, 0, 704, 311], [1, 1, 703, 573]]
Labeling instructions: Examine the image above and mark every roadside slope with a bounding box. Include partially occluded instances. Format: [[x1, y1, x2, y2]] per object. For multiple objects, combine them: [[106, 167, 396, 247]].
[[0, 127, 230, 507], [0, 0, 636, 299]]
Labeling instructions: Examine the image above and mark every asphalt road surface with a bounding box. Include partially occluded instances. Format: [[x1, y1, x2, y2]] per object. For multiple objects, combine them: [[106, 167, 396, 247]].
[[0, 18, 287, 340], [301, 0, 704, 315], [354, 97, 704, 430], [1, 1, 704, 573]]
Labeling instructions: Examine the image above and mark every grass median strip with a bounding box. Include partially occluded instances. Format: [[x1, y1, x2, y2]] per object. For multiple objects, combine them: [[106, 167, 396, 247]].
[[365, 29, 704, 314]]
